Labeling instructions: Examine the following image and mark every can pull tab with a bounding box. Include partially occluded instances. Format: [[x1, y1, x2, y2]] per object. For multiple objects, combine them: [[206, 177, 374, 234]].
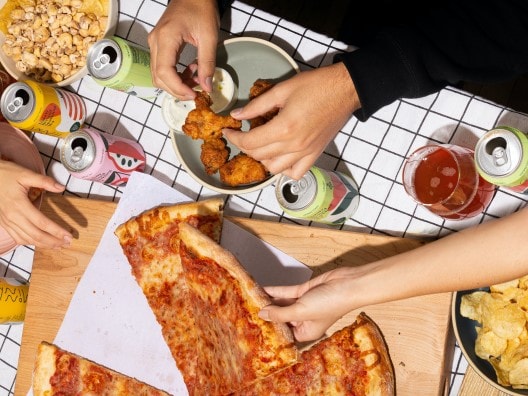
[[71, 146, 85, 163], [7, 97, 24, 113], [492, 146, 508, 166], [92, 53, 111, 71]]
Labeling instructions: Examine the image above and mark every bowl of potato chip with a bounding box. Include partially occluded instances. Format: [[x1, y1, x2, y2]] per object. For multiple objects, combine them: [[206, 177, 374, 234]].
[[0, 0, 118, 86], [453, 276, 528, 395]]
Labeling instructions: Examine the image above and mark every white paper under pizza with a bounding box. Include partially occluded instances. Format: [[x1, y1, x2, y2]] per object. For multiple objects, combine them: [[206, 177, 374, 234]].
[[26, 172, 311, 395]]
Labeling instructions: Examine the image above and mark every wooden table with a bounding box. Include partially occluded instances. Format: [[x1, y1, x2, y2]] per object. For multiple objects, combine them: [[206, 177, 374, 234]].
[[17, 194, 455, 395]]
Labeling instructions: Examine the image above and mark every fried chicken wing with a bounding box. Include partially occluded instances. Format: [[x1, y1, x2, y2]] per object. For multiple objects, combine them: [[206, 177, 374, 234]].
[[219, 153, 269, 186], [182, 91, 242, 140], [200, 138, 230, 175], [248, 79, 279, 129]]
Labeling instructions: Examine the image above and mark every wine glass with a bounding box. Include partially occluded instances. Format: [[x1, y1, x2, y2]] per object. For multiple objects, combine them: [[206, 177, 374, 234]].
[[402, 144, 495, 220]]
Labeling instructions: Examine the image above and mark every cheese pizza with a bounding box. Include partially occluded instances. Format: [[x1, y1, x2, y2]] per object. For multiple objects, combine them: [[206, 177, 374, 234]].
[[178, 222, 298, 394], [236, 312, 395, 395], [33, 341, 169, 395], [114, 198, 224, 392]]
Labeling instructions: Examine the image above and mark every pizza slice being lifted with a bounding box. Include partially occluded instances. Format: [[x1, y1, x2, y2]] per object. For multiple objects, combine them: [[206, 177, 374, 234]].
[[33, 342, 170, 395], [178, 222, 298, 394], [115, 199, 297, 395], [114, 198, 224, 393]]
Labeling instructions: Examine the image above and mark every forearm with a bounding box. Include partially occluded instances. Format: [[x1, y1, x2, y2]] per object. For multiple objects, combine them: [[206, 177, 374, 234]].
[[350, 208, 528, 308]]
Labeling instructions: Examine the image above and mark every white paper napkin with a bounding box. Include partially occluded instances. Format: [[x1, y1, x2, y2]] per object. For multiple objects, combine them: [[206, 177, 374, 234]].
[[28, 172, 312, 395]]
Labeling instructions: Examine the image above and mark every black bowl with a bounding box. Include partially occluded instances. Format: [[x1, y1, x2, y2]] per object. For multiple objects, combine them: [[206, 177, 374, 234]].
[[452, 289, 528, 395]]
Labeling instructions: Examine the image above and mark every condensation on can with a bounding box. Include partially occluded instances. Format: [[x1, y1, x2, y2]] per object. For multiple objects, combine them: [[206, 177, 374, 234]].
[[275, 166, 360, 224], [0, 278, 29, 325], [86, 36, 162, 100], [0, 81, 86, 138], [60, 127, 146, 186], [474, 126, 528, 194]]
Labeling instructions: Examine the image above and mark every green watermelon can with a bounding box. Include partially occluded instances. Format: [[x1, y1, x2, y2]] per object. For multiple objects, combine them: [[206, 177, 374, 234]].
[[86, 36, 162, 100], [275, 166, 360, 224], [474, 126, 528, 194]]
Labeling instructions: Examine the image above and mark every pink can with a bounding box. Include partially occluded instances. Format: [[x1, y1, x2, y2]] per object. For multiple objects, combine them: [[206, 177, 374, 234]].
[[60, 127, 146, 186]]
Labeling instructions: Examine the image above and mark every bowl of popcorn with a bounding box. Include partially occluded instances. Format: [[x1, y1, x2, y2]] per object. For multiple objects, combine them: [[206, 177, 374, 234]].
[[0, 0, 118, 86]]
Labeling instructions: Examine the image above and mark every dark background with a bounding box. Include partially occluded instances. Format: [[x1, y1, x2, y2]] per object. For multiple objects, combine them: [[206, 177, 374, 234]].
[[242, 0, 528, 114]]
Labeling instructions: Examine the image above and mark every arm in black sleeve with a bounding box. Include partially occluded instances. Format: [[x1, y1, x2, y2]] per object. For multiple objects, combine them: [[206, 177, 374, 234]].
[[217, 0, 234, 16], [337, 0, 528, 121]]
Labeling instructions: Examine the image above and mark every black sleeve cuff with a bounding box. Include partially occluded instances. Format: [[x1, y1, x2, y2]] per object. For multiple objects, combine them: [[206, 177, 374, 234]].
[[335, 28, 445, 121]]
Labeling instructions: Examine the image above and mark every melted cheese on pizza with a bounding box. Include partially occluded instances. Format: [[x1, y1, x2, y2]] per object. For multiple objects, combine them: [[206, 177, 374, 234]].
[[234, 314, 395, 396], [115, 199, 224, 393], [33, 342, 170, 395]]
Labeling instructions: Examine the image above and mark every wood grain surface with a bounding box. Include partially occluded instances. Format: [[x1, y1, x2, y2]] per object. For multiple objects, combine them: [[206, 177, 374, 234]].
[[16, 194, 461, 395]]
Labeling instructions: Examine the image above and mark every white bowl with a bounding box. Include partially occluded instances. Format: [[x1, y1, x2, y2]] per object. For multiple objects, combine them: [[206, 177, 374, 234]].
[[0, 0, 119, 87], [171, 37, 300, 195], [0, 122, 45, 255]]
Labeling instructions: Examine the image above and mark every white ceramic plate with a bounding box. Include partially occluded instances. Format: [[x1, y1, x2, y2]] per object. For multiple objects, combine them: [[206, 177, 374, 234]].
[[0, 0, 119, 87], [0, 122, 45, 255], [171, 37, 300, 194]]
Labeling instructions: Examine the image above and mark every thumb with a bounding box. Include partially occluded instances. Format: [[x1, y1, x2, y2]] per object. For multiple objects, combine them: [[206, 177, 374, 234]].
[[258, 303, 302, 324], [230, 92, 278, 121]]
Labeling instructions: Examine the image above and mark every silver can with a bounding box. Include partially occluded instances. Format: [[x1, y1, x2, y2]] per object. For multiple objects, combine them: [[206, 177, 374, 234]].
[[275, 166, 360, 224]]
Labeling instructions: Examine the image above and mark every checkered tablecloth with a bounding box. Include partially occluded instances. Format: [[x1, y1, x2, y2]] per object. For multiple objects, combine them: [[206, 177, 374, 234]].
[[1, 1, 528, 395]]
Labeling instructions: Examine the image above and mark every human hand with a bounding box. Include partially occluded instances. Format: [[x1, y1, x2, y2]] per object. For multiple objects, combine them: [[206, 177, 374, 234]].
[[223, 62, 360, 180], [0, 160, 73, 249], [258, 267, 367, 342], [148, 0, 220, 99]]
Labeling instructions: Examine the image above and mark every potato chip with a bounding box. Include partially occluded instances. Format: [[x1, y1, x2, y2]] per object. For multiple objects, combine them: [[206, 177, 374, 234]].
[[460, 291, 487, 321], [486, 304, 525, 340], [460, 277, 528, 389], [510, 358, 528, 389], [491, 279, 520, 293], [475, 327, 507, 360]]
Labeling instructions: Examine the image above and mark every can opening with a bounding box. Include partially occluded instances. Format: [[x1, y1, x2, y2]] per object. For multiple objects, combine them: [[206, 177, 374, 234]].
[[14, 89, 30, 105], [485, 137, 507, 155], [282, 183, 299, 204], [70, 137, 88, 162], [102, 46, 118, 64]]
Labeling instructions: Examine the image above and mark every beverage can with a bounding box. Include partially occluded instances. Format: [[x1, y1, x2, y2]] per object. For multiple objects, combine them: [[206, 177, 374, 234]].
[[87, 36, 162, 100], [0, 81, 86, 138], [0, 278, 29, 325], [275, 166, 360, 224], [60, 127, 146, 186], [474, 126, 528, 194]]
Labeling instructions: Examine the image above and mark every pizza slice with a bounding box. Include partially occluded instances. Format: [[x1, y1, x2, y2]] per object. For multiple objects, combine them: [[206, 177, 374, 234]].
[[178, 222, 298, 394], [235, 312, 395, 395], [114, 198, 224, 393], [32, 341, 170, 395]]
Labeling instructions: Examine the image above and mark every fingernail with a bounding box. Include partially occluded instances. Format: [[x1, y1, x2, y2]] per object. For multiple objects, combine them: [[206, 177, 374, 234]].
[[63, 235, 73, 246], [230, 108, 242, 117], [54, 182, 65, 189], [258, 309, 270, 321]]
